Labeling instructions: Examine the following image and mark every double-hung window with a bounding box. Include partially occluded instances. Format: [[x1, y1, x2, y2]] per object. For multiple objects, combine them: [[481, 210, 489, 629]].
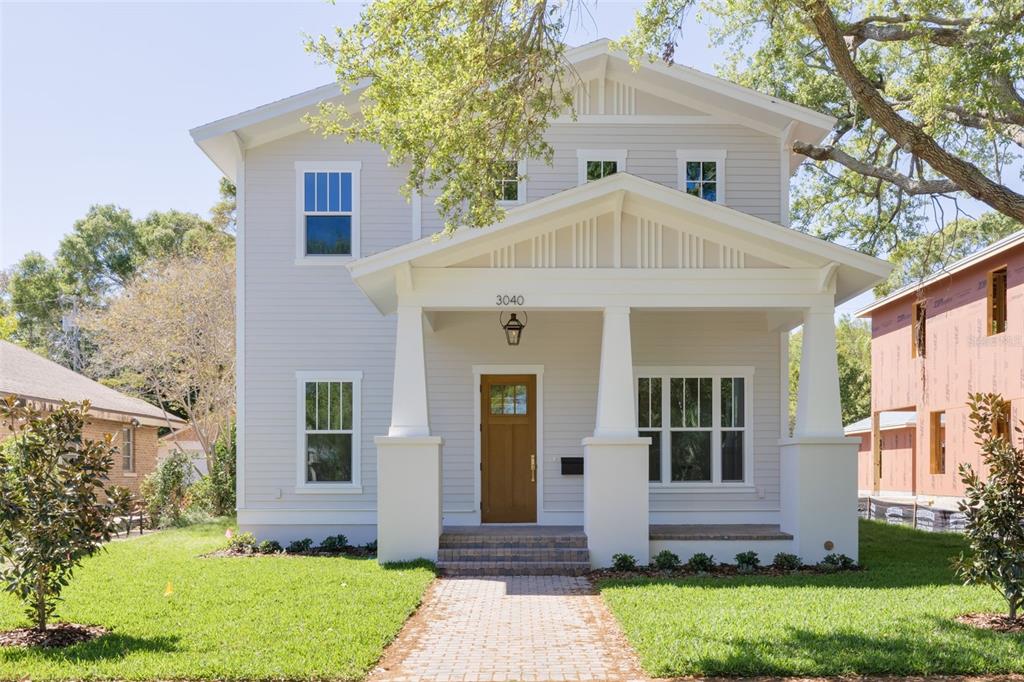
[[637, 367, 753, 485], [121, 426, 135, 472], [296, 371, 362, 491], [677, 150, 726, 203], [577, 149, 627, 185], [295, 162, 361, 261], [496, 160, 525, 204]]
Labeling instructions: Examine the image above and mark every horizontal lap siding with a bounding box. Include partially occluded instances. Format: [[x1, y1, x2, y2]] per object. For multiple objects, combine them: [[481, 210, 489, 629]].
[[421, 123, 782, 235], [243, 133, 411, 510], [632, 311, 782, 512]]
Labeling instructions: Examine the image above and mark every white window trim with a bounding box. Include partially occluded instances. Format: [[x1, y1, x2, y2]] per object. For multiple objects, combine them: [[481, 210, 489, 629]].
[[676, 149, 727, 203], [577, 149, 627, 185], [294, 161, 362, 264], [295, 370, 363, 494], [497, 159, 527, 207], [635, 365, 754, 488]]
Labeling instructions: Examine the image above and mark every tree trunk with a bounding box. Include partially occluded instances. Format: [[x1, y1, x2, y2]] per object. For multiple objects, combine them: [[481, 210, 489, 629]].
[[1010, 593, 1019, 621], [34, 574, 47, 633], [803, 0, 1024, 223]]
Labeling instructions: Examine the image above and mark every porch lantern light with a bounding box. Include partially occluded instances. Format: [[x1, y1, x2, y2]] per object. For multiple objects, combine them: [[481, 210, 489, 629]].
[[500, 311, 527, 346]]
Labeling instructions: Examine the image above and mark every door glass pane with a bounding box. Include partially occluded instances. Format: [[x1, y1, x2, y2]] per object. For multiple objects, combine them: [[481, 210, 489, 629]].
[[722, 431, 743, 482], [306, 433, 352, 482], [643, 430, 662, 482], [671, 431, 711, 481], [490, 384, 528, 415]]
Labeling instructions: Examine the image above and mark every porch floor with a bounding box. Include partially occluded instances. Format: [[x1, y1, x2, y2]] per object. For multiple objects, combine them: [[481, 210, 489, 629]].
[[440, 524, 793, 541]]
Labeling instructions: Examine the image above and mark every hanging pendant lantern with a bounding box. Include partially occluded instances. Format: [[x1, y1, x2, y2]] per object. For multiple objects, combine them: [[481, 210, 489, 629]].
[[499, 311, 527, 346]]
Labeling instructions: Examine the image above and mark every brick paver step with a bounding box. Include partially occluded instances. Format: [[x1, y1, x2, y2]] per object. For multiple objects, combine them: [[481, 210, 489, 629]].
[[437, 560, 592, 576], [438, 535, 589, 548], [437, 546, 591, 562]]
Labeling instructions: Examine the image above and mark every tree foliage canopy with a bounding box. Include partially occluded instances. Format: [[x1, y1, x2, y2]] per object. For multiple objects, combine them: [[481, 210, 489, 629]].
[[310, 0, 1024, 254]]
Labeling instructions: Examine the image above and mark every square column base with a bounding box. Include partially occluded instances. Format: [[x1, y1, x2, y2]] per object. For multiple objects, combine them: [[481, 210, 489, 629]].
[[780, 437, 860, 563], [583, 436, 651, 568], [375, 436, 443, 563]]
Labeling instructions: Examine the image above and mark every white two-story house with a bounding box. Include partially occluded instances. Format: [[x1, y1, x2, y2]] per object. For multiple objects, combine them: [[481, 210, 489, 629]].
[[191, 39, 891, 572]]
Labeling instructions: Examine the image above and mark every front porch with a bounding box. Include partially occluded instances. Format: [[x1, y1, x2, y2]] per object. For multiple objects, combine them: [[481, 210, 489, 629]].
[[350, 174, 890, 569], [437, 524, 793, 575]]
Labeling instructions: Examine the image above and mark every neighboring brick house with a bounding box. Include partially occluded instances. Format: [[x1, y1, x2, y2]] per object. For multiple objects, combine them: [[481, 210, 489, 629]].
[[848, 230, 1024, 506], [0, 340, 186, 494]]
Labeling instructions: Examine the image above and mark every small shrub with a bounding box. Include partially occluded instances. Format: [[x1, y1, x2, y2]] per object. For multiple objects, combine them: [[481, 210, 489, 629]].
[[258, 540, 282, 554], [228, 531, 257, 553], [653, 549, 681, 570], [363, 540, 378, 553], [286, 538, 313, 554], [141, 451, 193, 528], [773, 552, 803, 571], [819, 553, 857, 571], [320, 534, 348, 552], [687, 552, 715, 572], [611, 553, 638, 571], [735, 551, 760, 573]]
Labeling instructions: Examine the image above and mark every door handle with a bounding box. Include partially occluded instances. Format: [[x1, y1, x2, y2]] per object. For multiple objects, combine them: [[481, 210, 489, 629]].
[[530, 454, 536, 483]]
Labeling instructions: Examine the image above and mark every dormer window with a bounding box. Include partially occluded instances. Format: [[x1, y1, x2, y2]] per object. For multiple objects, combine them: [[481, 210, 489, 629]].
[[295, 161, 361, 262], [677, 150, 726, 203], [577, 149, 627, 185]]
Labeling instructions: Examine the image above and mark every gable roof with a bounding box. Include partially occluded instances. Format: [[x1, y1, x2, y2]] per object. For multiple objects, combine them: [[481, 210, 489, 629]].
[[190, 38, 836, 180], [856, 229, 1024, 317], [0, 341, 183, 425], [348, 172, 891, 315]]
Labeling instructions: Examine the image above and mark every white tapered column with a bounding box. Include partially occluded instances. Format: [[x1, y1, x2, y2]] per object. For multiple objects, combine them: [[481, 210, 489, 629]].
[[794, 305, 843, 438], [584, 305, 649, 568], [389, 305, 430, 437], [594, 306, 637, 438], [781, 303, 859, 563], [377, 303, 441, 563]]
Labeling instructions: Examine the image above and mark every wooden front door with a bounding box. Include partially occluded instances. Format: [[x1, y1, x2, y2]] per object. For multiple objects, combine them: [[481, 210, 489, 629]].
[[481, 374, 537, 523]]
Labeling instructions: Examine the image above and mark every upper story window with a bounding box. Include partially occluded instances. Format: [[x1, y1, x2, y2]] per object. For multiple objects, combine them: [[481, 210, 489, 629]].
[[638, 367, 753, 486], [677, 150, 726, 203], [912, 300, 927, 358], [496, 160, 525, 204], [295, 161, 361, 263], [296, 370, 362, 492], [577, 149, 627, 185], [988, 266, 1008, 335], [121, 425, 135, 472]]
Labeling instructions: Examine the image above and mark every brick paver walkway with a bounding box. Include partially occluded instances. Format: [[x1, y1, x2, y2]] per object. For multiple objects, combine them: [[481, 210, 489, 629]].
[[369, 575, 648, 682]]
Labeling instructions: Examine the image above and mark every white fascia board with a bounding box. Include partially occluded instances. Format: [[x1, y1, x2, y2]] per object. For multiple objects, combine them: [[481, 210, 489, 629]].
[[856, 229, 1024, 317]]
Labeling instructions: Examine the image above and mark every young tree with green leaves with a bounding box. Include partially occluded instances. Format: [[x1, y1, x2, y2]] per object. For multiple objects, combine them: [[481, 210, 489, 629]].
[[309, 0, 1023, 254], [956, 393, 1024, 621], [0, 397, 119, 632]]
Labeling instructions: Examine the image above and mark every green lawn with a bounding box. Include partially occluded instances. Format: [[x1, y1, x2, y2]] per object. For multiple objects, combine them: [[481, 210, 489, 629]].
[[600, 520, 1024, 677], [0, 522, 435, 680]]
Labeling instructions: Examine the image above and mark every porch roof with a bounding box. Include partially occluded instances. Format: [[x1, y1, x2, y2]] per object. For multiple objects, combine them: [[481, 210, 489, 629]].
[[348, 173, 891, 318]]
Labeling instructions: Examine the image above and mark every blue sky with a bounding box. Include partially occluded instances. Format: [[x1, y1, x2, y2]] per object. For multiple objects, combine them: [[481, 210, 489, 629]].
[[2, 1, 709, 270], [1, 2, 1018, 316]]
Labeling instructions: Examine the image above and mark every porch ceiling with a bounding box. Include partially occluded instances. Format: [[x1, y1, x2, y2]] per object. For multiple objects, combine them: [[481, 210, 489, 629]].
[[348, 173, 891, 319]]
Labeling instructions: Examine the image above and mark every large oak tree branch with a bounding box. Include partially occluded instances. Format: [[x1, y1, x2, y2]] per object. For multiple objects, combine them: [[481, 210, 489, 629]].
[[793, 141, 959, 194], [803, 0, 1024, 223]]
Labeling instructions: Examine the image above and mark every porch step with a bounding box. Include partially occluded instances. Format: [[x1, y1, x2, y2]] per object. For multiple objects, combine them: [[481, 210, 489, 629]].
[[437, 526, 590, 576]]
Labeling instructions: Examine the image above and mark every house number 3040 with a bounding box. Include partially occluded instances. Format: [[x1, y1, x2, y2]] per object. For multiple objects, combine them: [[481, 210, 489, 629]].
[[495, 294, 525, 306]]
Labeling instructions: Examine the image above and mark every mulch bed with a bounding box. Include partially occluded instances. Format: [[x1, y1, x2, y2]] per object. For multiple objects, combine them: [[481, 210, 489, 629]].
[[205, 546, 376, 559], [0, 623, 107, 649], [956, 613, 1024, 633], [591, 564, 863, 580]]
